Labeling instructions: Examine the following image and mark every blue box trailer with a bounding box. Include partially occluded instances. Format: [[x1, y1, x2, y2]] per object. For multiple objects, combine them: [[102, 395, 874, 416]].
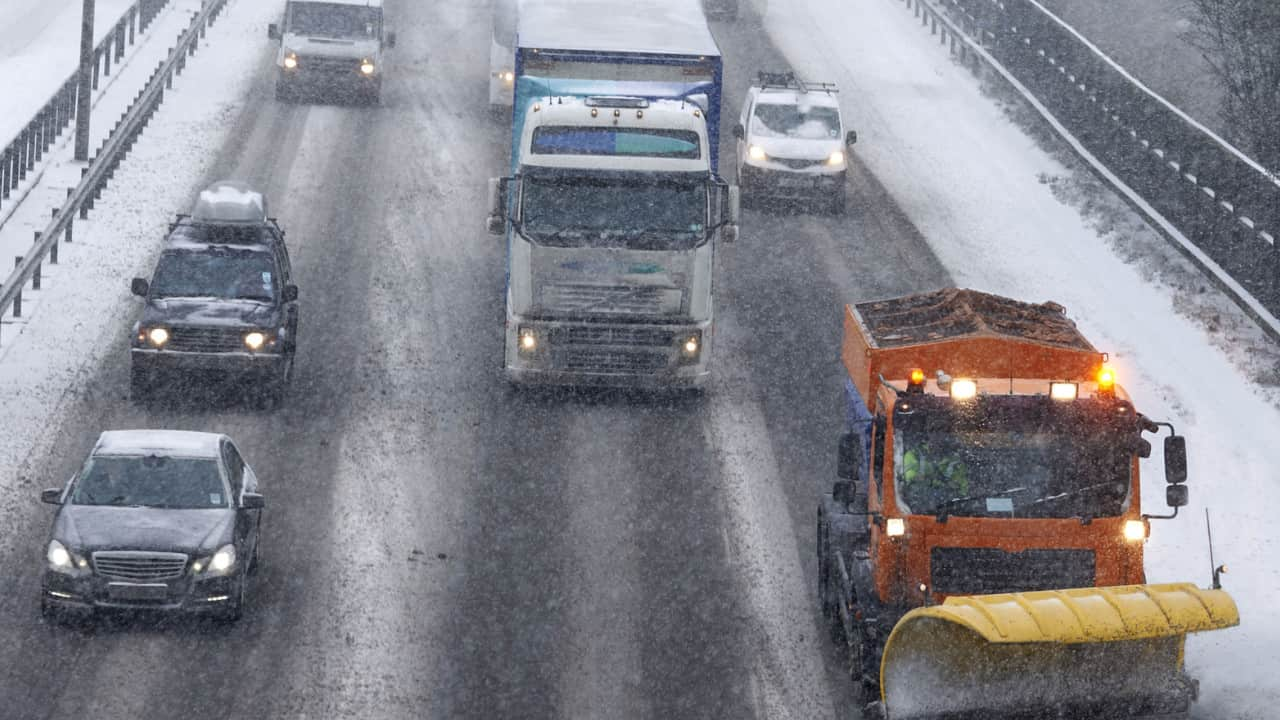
[[511, 0, 725, 172]]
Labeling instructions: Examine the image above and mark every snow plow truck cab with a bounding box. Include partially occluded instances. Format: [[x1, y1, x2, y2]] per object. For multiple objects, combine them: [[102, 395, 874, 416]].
[[816, 288, 1239, 719]]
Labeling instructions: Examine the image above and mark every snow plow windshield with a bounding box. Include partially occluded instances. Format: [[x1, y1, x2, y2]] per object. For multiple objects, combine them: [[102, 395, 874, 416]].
[[892, 395, 1134, 518]]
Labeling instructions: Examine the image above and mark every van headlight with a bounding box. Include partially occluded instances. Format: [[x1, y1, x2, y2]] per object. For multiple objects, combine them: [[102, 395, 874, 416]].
[[360, 59, 376, 76], [283, 51, 299, 70], [748, 145, 767, 162], [826, 149, 846, 166]]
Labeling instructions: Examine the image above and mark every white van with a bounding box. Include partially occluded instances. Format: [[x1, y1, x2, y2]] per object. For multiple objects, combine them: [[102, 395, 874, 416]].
[[268, 0, 396, 105]]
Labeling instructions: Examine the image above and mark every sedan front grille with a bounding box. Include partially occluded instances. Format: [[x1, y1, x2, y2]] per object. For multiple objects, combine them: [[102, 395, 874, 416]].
[[93, 551, 189, 581], [930, 547, 1096, 596], [166, 326, 244, 353]]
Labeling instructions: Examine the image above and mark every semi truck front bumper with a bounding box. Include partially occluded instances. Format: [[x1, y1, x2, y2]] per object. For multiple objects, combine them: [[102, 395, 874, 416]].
[[504, 318, 711, 389]]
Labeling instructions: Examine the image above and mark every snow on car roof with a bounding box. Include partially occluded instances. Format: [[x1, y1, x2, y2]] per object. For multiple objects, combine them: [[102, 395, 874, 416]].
[[191, 182, 268, 225], [93, 430, 224, 459]]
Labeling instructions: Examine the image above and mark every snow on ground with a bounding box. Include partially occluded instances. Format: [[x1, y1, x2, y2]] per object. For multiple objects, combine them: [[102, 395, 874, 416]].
[[764, 0, 1280, 716], [0, 0, 279, 536], [0, 0, 144, 144]]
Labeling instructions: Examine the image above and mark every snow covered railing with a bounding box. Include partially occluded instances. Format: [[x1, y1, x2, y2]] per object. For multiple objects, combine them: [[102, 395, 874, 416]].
[[891, 0, 1280, 341], [0, 0, 230, 345], [0, 0, 171, 219]]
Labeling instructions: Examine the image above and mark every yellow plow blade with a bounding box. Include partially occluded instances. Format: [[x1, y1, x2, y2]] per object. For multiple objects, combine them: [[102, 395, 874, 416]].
[[880, 583, 1238, 720]]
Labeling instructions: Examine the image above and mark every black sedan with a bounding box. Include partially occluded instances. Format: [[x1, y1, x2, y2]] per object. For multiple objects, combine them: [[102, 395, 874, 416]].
[[39, 430, 263, 622]]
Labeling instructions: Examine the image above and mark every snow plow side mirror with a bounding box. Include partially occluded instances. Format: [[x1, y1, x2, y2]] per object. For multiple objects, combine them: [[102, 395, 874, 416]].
[[268, 23, 280, 41], [486, 177, 510, 236], [846, 130, 858, 146], [1166, 483, 1189, 508], [836, 431, 863, 481], [1164, 435, 1187, 484]]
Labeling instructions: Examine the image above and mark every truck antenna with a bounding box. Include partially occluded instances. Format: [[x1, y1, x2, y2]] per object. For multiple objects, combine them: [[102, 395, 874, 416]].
[[1205, 508, 1226, 589]]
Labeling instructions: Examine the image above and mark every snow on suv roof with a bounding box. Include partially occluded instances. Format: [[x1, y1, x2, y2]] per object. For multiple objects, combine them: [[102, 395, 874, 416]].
[[294, 0, 383, 7], [754, 88, 840, 109], [191, 182, 268, 225], [93, 430, 225, 459]]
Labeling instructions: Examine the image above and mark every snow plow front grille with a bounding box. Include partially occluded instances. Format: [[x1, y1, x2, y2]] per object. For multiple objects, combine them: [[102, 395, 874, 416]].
[[930, 547, 1095, 596]]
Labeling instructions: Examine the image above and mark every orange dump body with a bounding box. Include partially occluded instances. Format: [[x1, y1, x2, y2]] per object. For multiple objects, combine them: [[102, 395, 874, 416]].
[[841, 289, 1146, 608]]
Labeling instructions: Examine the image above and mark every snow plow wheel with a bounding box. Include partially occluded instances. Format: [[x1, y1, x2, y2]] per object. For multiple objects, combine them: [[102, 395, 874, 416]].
[[877, 583, 1238, 720]]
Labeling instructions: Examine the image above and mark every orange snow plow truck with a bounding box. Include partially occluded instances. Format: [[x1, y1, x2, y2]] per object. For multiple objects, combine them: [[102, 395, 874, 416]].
[[816, 288, 1238, 719]]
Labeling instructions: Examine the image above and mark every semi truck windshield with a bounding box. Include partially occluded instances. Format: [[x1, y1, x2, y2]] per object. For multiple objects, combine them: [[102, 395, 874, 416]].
[[891, 399, 1133, 519], [521, 175, 707, 251]]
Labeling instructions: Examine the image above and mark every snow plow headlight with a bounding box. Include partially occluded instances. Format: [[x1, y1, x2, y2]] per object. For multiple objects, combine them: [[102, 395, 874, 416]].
[[1049, 382, 1078, 401], [1123, 519, 1148, 542], [885, 517, 905, 537], [949, 378, 977, 400]]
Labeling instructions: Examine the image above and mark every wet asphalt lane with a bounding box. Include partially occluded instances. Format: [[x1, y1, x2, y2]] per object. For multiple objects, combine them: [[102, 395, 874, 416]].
[[0, 1, 951, 718]]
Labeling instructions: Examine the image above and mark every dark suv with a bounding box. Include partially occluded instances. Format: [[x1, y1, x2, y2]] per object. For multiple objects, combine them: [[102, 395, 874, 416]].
[[130, 183, 299, 407]]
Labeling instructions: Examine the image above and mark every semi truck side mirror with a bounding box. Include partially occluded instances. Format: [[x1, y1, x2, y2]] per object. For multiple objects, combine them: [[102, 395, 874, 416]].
[[1164, 435, 1187, 484], [732, 123, 745, 139], [131, 278, 149, 297], [268, 23, 280, 41], [845, 130, 858, 146], [721, 185, 740, 243], [1166, 483, 1189, 508], [836, 431, 863, 481], [486, 177, 510, 235]]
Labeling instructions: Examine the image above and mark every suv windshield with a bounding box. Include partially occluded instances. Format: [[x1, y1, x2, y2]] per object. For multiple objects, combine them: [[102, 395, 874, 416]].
[[287, 3, 381, 39], [150, 249, 277, 301], [71, 456, 228, 509], [752, 101, 841, 140], [892, 397, 1134, 519], [521, 174, 707, 251]]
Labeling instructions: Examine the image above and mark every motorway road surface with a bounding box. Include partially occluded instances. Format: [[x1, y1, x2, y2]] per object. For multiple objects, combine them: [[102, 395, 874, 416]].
[[0, 1, 950, 717]]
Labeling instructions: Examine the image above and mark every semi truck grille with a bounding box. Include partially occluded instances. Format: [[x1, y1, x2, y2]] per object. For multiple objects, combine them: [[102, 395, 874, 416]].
[[93, 551, 189, 581], [557, 349, 670, 373], [167, 327, 243, 353], [542, 284, 682, 316], [930, 547, 1096, 596], [551, 326, 675, 347]]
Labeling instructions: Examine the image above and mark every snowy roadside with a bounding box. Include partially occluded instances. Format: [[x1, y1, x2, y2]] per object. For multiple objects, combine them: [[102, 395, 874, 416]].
[[0, 1, 206, 289], [0, 0, 281, 543], [1, 0, 151, 144], [762, 0, 1280, 716]]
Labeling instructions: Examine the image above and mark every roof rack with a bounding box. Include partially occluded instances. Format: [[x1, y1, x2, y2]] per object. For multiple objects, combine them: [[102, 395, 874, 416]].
[[756, 70, 838, 96]]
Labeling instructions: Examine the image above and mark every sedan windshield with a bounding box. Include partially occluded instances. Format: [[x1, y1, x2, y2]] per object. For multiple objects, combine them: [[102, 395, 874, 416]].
[[892, 399, 1133, 518], [752, 102, 841, 140], [71, 456, 228, 509], [287, 3, 381, 39], [149, 250, 276, 301], [520, 174, 707, 251]]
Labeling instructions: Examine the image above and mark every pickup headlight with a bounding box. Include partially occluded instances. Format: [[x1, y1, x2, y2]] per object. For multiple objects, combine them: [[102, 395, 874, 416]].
[[47, 540, 89, 573], [360, 59, 376, 76], [192, 544, 236, 576], [826, 149, 846, 166]]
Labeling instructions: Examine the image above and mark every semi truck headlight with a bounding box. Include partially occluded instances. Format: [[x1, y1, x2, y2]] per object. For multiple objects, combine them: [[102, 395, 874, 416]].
[[243, 331, 268, 350], [360, 59, 376, 75], [826, 150, 845, 166], [518, 327, 539, 355], [1123, 519, 1148, 542], [500, 70, 514, 84], [748, 145, 767, 161], [283, 52, 299, 70], [885, 518, 906, 537], [679, 332, 702, 363], [147, 327, 170, 347]]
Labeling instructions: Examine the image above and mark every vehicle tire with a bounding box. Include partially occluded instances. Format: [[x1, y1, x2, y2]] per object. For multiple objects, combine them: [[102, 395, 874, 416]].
[[219, 575, 246, 622], [275, 82, 294, 103], [828, 187, 848, 216], [848, 618, 877, 704], [248, 539, 260, 576], [257, 378, 285, 411]]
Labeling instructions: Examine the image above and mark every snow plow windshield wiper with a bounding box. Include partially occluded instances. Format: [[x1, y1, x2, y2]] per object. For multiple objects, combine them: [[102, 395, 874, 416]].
[[932, 486, 1028, 521], [1024, 480, 1125, 508]]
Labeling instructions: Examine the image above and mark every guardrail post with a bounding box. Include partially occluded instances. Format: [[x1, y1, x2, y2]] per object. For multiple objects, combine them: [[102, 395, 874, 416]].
[[1, 148, 10, 201], [129, 7, 137, 44], [115, 21, 126, 61], [12, 257, 22, 317]]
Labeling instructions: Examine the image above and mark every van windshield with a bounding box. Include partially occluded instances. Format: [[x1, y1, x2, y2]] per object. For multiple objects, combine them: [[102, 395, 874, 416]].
[[287, 2, 382, 39]]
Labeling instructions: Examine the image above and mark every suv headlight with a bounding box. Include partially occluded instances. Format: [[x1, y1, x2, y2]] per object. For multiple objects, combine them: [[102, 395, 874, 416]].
[[138, 326, 170, 347], [243, 331, 275, 351], [47, 540, 89, 573], [192, 544, 236, 576]]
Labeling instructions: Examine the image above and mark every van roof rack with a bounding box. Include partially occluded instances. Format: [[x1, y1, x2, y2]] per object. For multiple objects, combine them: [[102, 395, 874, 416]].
[[756, 71, 838, 95]]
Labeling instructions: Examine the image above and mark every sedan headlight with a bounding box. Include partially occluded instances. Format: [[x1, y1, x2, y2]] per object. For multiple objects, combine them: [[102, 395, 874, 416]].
[[47, 540, 88, 573], [283, 52, 299, 70], [193, 544, 237, 576], [360, 59, 376, 76], [826, 149, 846, 166], [748, 145, 767, 162]]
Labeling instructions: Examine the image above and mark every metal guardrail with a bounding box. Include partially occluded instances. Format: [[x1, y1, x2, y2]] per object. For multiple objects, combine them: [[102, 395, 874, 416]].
[[0, 0, 171, 217], [892, 0, 1280, 339], [0, 0, 231, 346]]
